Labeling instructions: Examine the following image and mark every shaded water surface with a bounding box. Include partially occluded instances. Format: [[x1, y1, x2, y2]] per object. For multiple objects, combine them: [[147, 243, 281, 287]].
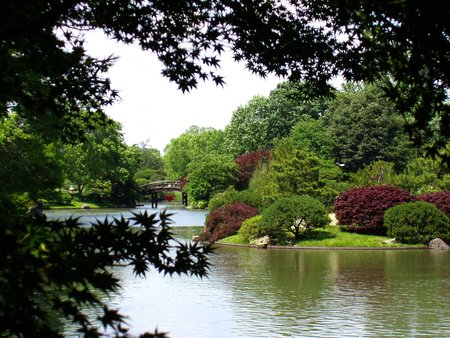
[[49, 205, 450, 337]]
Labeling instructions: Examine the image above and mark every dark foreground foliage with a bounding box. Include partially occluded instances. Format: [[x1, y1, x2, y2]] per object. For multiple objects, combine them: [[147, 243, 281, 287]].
[[385, 201, 450, 244], [199, 202, 259, 242], [0, 211, 212, 338], [334, 185, 416, 234]]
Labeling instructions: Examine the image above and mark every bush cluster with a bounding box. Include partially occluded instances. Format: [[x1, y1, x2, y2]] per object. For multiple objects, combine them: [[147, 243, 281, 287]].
[[258, 195, 329, 243], [419, 191, 450, 218], [334, 185, 415, 234], [198, 202, 259, 242], [208, 189, 263, 211], [384, 201, 450, 244]]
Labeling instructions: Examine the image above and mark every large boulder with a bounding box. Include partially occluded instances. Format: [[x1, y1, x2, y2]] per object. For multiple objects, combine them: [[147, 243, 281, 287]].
[[250, 235, 271, 248], [429, 238, 450, 250], [81, 204, 91, 209]]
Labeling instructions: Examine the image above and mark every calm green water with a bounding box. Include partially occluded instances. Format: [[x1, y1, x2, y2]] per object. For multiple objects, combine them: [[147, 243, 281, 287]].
[[47, 205, 450, 337]]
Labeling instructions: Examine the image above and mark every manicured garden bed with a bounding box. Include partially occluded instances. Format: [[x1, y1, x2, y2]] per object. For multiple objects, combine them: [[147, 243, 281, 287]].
[[219, 224, 424, 248]]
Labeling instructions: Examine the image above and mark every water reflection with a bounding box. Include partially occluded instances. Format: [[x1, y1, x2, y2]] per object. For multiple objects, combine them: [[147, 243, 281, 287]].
[[56, 206, 450, 337], [44, 202, 207, 227]]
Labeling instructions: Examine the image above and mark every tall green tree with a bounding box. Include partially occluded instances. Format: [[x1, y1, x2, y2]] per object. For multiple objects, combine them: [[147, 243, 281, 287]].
[[0, 113, 64, 212], [184, 153, 238, 203], [224, 81, 331, 156], [163, 126, 225, 179], [64, 123, 141, 203], [290, 116, 335, 159], [329, 83, 414, 173]]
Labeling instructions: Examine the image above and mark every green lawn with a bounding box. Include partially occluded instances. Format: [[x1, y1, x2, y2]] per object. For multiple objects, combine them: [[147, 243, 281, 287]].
[[219, 225, 423, 248]]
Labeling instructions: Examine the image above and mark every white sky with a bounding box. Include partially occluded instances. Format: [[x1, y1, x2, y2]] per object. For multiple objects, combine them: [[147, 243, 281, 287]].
[[84, 31, 283, 154]]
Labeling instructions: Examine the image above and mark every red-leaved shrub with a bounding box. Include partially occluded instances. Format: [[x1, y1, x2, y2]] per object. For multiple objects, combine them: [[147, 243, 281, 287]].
[[419, 191, 450, 218], [334, 185, 416, 234], [198, 202, 259, 242], [235, 149, 270, 190]]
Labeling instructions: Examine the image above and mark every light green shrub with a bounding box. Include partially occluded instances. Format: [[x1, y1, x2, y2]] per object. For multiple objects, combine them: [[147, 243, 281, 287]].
[[238, 215, 263, 242]]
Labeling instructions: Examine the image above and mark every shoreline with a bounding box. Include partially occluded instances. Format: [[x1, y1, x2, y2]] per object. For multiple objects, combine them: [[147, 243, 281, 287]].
[[213, 242, 429, 250]]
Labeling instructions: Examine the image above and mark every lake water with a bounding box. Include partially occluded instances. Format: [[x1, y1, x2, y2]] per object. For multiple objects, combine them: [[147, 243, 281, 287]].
[[45, 203, 450, 338]]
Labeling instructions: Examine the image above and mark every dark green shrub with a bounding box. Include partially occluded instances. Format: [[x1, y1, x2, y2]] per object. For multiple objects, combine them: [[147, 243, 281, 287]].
[[198, 202, 259, 242], [259, 195, 330, 243], [334, 185, 416, 234], [208, 189, 263, 211], [238, 215, 263, 242], [384, 201, 450, 244], [0, 193, 34, 215], [56, 190, 73, 205]]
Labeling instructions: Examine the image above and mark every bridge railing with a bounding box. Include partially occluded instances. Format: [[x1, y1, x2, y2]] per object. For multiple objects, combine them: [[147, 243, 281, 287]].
[[141, 180, 182, 192]]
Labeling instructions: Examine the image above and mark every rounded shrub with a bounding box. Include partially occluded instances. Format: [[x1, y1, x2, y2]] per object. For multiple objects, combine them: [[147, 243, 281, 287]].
[[198, 202, 259, 242], [334, 185, 416, 234], [419, 191, 450, 218], [384, 201, 450, 244], [208, 189, 263, 211], [259, 195, 330, 243], [238, 215, 263, 243]]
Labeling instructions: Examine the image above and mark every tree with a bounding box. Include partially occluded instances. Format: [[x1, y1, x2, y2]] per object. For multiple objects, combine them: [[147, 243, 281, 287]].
[[0, 113, 65, 212], [329, 83, 414, 173], [290, 116, 335, 159], [184, 153, 238, 203], [3, 1, 450, 158], [63, 122, 141, 204], [224, 81, 330, 156], [137, 139, 164, 172], [163, 126, 226, 179]]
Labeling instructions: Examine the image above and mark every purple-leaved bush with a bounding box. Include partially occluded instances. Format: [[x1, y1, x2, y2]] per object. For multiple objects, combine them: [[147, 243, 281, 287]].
[[334, 185, 416, 234], [419, 191, 450, 218], [198, 202, 259, 242]]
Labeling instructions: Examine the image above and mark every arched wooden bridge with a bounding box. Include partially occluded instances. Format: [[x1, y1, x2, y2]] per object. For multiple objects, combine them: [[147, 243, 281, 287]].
[[139, 180, 188, 208]]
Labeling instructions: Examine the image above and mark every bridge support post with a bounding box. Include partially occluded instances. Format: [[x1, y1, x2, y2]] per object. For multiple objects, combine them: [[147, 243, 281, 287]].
[[182, 192, 188, 207], [151, 190, 158, 208]]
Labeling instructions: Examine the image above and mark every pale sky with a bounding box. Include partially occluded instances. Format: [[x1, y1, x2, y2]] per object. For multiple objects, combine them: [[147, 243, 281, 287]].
[[84, 31, 283, 154]]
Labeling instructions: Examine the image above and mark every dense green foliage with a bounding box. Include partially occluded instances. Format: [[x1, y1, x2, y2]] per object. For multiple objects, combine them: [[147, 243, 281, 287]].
[[395, 157, 450, 195], [258, 195, 330, 243], [198, 202, 259, 242], [290, 116, 335, 159], [237, 215, 263, 243], [384, 201, 450, 244], [334, 185, 416, 234], [0, 211, 212, 337], [208, 189, 263, 212], [250, 138, 337, 206], [349, 161, 396, 188], [329, 84, 414, 173], [224, 81, 331, 156], [184, 153, 238, 204], [63, 123, 141, 205], [163, 126, 225, 179]]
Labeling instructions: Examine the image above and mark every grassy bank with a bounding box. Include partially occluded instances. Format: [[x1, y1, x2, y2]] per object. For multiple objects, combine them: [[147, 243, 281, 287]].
[[219, 225, 422, 248], [48, 200, 113, 209]]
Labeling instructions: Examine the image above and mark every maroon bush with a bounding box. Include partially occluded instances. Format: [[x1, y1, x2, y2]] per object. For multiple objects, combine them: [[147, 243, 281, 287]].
[[334, 185, 416, 234], [235, 149, 271, 190], [419, 191, 450, 218], [198, 202, 259, 242]]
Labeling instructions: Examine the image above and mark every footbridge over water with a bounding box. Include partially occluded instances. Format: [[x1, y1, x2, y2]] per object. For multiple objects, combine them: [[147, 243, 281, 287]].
[[139, 180, 188, 208]]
